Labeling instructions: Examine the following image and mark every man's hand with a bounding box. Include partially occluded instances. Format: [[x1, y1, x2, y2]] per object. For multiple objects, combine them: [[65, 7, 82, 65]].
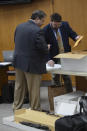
[[47, 60, 55, 67], [75, 35, 81, 40]]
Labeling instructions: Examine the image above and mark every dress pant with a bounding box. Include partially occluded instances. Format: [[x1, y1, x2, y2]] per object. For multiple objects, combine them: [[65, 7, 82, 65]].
[[52, 58, 73, 93], [53, 74, 73, 93], [13, 68, 42, 111]]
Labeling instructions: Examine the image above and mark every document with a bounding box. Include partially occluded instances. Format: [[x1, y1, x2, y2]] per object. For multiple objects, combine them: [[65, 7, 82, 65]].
[[0, 62, 12, 66], [73, 35, 83, 48], [46, 63, 61, 71]]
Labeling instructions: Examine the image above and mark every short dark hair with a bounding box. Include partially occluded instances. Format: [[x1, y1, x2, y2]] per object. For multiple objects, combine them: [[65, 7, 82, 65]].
[[50, 13, 62, 22], [31, 10, 46, 20]]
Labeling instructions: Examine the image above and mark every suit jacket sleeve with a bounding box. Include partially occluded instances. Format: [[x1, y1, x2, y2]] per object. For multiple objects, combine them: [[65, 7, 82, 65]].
[[35, 30, 48, 55], [64, 22, 78, 41]]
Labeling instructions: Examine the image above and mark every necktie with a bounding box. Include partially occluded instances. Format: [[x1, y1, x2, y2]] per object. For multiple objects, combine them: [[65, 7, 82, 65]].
[[57, 31, 64, 53]]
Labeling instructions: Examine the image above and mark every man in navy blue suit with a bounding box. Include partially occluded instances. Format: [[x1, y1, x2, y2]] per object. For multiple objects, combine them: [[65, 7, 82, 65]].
[[43, 13, 80, 92]]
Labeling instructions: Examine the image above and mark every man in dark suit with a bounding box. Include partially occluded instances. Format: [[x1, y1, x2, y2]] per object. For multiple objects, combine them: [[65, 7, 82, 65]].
[[43, 13, 80, 92], [13, 10, 48, 111]]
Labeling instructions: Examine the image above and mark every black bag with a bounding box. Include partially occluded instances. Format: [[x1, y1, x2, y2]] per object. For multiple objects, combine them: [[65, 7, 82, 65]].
[[55, 114, 87, 131], [55, 95, 87, 131], [73, 122, 87, 131]]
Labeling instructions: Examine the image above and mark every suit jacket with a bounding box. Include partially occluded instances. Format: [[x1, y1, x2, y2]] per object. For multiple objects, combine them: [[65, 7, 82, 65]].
[[13, 20, 48, 74], [43, 21, 78, 62]]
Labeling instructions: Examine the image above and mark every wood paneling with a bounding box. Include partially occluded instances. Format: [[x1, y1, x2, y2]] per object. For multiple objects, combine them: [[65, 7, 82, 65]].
[[53, 0, 87, 51], [0, 0, 87, 60], [0, 0, 87, 86], [0, 0, 52, 61], [53, 0, 87, 87], [0, 0, 53, 82]]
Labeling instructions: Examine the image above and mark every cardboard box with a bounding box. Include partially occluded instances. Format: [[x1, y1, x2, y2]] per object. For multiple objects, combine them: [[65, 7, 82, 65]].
[[54, 101, 77, 116], [54, 91, 84, 115], [54, 52, 87, 72]]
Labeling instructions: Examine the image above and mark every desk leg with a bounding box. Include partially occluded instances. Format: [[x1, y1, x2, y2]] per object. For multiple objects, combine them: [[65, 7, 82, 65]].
[[0, 67, 8, 97], [48, 86, 66, 112], [76, 76, 87, 92]]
